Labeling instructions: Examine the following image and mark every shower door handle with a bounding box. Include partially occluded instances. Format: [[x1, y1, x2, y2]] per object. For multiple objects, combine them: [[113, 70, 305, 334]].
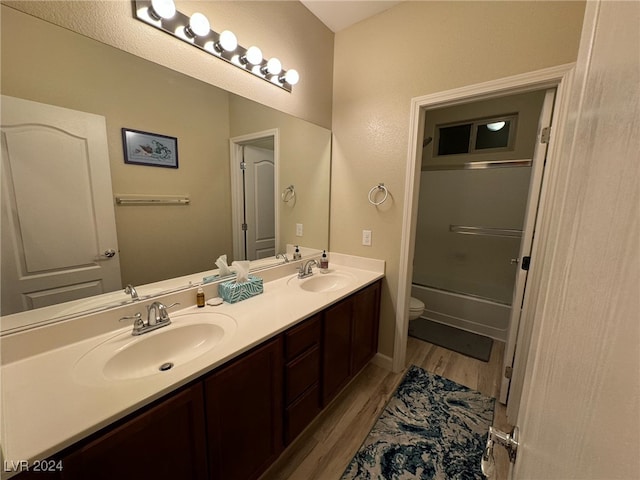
[[510, 257, 531, 270]]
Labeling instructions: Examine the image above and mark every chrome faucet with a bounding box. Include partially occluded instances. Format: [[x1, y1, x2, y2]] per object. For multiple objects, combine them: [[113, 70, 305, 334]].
[[146, 301, 163, 326], [124, 284, 139, 301], [276, 252, 289, 263], [298, 259, 319, 279], [119, 301, 180, 336]]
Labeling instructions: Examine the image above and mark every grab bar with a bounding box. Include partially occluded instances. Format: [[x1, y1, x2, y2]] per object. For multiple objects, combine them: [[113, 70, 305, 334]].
[[449, 225, 522, 238]]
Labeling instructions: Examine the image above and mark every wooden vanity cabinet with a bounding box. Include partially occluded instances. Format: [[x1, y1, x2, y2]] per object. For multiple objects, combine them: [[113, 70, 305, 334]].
[[322, 281, 381, 406], [322, 296, 353, 405], [204, 337, 283, 480], [14, 279, 381, 480], [283, 314, 322, 445], [350, 281, 381, 374], [60, 383, 208, 480]]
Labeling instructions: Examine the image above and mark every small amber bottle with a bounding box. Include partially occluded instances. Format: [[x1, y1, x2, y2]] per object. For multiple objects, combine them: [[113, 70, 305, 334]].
[[196, 287, 205, 308]]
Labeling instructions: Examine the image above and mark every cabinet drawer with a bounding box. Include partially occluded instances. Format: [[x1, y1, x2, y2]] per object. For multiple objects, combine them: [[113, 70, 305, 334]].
[[284, 383, 321, 445], [285, 314, 321, 361], [285, 345, 320, 404]]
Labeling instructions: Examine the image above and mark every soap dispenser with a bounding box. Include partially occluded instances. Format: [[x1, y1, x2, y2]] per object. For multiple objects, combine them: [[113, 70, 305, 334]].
[[320, 250, 329, 273], [293, 245, 302, 260]]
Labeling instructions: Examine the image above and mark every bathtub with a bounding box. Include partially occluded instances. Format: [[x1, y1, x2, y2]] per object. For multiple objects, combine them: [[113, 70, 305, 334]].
[[411, 284, 510, 342]]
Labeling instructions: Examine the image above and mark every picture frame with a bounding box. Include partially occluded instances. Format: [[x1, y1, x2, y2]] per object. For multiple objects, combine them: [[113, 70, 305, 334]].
[[121, 128, 178, 168]]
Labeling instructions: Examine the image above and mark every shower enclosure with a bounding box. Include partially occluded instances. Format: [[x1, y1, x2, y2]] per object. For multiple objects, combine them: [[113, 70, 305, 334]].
[[412, 90, 547, 342]]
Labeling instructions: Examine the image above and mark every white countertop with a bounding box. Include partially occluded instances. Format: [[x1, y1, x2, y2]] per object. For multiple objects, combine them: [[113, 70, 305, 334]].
[[0, 254, 384, 477]]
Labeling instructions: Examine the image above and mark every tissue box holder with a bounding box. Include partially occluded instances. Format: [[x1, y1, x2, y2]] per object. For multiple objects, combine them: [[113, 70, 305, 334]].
[[219, 275, 263, 304]]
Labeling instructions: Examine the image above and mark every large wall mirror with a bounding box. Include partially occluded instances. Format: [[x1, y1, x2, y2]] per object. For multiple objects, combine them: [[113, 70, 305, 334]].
[[0, 5, 330, 331]]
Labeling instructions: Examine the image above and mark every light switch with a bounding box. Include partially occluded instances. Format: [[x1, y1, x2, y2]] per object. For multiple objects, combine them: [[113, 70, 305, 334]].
[[296, 223, 303, 237], [362, 229, 372, 246]]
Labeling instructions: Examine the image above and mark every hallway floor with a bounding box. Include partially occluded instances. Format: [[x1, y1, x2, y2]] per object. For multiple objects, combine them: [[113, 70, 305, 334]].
[[261, 337, 511, 479]]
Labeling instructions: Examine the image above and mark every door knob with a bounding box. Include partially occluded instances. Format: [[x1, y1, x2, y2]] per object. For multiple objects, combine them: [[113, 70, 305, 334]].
[[102, 249, 117, 258]]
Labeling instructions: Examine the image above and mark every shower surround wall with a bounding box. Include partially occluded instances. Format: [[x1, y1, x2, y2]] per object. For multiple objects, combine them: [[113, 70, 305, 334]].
[[412, 91, 546, 341]]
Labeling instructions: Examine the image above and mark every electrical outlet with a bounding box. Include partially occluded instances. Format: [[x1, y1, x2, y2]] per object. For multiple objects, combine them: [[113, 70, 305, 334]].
[[296, 223, 303, 237], [362, 229, 372, 246]]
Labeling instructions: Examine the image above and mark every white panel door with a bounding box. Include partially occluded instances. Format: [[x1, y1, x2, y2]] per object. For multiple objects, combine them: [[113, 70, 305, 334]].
[[1, 95, 121, 314], [243, 145, 275, 260], [512, 1, 640, 477], [499, 88, 556, 406]]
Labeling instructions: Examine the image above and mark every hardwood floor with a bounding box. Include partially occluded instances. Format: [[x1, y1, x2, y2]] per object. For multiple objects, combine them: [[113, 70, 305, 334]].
[[260, 336, 512, 480]]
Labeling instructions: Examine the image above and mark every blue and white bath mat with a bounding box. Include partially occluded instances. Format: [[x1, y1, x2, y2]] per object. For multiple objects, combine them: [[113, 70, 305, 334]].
[[342, 365, 495, 479]]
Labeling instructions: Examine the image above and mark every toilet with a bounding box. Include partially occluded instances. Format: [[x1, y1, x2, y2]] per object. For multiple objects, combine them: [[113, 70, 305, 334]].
[[409, 296, 425, 320]]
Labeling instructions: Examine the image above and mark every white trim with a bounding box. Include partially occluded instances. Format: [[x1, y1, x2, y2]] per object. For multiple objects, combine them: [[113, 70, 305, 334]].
[[393, 64, 576, 374], [229, 129, 280, 261]]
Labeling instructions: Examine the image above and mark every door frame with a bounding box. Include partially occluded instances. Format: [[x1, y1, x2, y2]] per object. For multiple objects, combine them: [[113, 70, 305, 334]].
[[394, 64, 576, 415], [229, 129, 279, 261]]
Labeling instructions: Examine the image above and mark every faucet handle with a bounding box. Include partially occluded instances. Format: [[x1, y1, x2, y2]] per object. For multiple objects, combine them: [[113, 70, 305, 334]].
[[119, 312, 145, 331], [158, 302, 180, 321]]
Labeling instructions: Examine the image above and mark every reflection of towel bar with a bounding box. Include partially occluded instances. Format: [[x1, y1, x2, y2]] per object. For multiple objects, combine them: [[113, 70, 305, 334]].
[[115, 195, 190, 205], [450, 225, 522, 238]]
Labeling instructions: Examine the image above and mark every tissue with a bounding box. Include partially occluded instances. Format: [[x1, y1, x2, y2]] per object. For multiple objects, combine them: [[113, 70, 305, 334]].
[[232, 261, 250, 282], [203, 254, 234, 284], [216, 255, 234, 276]]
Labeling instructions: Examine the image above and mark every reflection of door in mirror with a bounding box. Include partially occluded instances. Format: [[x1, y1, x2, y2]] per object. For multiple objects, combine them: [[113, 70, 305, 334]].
[[1, 96, 121, 315], [230, 130, 278, 262], [243, 144, 275, 260]]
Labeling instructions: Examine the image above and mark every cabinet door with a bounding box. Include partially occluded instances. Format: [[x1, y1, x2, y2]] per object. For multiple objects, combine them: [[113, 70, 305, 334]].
[[351, 281, 381, 375], [321, 297, 353, 406], [61, 383, 207, 480], [205, 337, 283, 480]]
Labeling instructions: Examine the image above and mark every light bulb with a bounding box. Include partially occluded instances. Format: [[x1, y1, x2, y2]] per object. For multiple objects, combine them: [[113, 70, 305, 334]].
[[283, 69, 300, 85], [217, 30, 238, 52], [149, 0, 176, 19], [265, 58, 282, 75], [187, 12, 210, 37], [243, 46, 263, 65], [486, 121, 506, 131]]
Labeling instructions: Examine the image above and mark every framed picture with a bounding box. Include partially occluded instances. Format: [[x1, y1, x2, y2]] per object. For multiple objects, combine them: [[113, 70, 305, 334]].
[[121, 128, 178, 168]]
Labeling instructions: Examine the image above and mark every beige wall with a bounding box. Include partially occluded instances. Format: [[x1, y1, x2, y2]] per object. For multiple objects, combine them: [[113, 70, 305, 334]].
[[2, 0, 334, 129], [331, 1, 586, 357]]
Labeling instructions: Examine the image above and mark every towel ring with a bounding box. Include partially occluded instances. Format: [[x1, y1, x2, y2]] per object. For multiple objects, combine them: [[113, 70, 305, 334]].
[[281, 185, 296, 203], [368, 183, 388, 206]]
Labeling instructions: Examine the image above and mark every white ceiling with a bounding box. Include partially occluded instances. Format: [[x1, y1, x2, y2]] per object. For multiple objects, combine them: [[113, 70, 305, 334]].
[[300, 0, 403, 32]]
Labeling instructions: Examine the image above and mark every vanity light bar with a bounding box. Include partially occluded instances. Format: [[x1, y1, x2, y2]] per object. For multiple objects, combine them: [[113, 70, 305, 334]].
[[134, 0, 299, 92]]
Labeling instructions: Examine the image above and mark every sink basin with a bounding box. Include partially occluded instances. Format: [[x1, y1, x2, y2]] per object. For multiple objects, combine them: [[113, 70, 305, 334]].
[[288, 270, 357, 293], [74, 311, 236, 384]]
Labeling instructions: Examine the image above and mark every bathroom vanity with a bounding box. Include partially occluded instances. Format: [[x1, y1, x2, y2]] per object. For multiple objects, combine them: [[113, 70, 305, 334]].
[[0, 254, 384, 480]]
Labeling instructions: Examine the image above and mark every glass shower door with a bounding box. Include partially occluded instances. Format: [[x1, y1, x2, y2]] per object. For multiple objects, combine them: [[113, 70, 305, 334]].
[[413, 166, 532, 305]]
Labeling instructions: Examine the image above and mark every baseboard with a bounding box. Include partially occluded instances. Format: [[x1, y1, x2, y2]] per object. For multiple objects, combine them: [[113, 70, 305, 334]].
[[371, 352, 393, 371]]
